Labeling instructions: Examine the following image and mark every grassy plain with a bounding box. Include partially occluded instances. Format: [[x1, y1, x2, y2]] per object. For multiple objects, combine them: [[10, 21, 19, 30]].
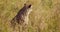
[[0, 0, 60, 32]]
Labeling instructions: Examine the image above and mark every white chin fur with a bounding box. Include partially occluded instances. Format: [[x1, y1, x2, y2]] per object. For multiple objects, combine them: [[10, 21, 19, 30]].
[[24, 6, 33, 25]]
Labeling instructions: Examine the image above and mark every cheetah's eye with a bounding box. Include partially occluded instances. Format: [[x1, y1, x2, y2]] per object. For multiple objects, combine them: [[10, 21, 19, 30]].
[[28, 5, 31, 8]]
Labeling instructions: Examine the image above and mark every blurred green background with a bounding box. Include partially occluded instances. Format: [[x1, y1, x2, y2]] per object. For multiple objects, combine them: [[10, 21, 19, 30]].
[[0, 0, 60, 32]]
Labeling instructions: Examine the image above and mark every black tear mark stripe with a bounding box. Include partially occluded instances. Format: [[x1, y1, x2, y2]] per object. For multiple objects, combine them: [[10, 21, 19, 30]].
[[11, 4, 31, 25]]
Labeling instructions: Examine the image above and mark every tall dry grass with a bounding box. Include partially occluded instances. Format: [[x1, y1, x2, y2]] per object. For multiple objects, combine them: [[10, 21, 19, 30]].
[[0, 0, 60, 32]]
